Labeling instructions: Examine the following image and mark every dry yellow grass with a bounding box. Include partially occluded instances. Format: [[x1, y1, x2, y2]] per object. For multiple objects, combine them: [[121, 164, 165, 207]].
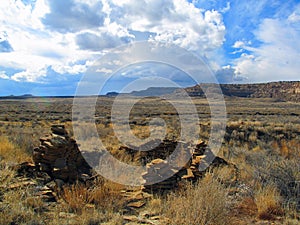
[[89, 179, 125, 212], [0, 136, 31, 163], [0, 188, 43, 225], [62, 183, 91, 214], [162, 175, 229, 225], [62, 179, 125, 214], [0, 97, 299, 224], [255, 184, 284, 220]]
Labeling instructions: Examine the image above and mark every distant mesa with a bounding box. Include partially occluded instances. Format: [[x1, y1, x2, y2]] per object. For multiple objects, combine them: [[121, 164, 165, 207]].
[[181, 81, 300, 102], [120, 81, 300, 102], [105, 87, 179, 97], [22, 94, 34, 97], [0, 81, 299, 102], [129, 87, 179, 97], [0, 93, 35, 99], [106, 91, 119, 97]]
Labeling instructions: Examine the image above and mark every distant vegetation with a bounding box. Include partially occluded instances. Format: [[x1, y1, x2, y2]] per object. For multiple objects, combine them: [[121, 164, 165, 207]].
[[0, 83, 299, 224]]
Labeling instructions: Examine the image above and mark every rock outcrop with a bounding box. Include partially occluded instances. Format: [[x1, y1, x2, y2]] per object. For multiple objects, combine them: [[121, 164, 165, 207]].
[[180, 81, 300, 102], [32, 125, 94, 183]]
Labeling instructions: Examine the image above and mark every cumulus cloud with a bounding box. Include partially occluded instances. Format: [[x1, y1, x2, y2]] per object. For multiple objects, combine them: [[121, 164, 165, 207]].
[[68, 1, 225, 62], [215, 66, 235, 83], [0, 0, 228, 84], [233, 16, 300, 82], [42, 0, 105, 33], [107, 0, 225, 52], [215, 65, 246, 83], [0, 0, 99, 82], [76, 28, 134, 51], [11, 67, 47, 82]]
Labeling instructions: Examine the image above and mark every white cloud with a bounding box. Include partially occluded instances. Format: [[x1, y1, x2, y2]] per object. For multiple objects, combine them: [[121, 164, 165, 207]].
[[110, 0, 131, 7], [0, 71, 9, 80], [288, 12, 300, 23], [11, 67, 47, 82], [0, 0, 48, 30], [288, 6, 300, 23], [215, 65, 247, 83], [42, 0, 105, 33], [108, 0, 225, 52], [76, 24, 135, 51], [0, 0, 98, 82], [0, 0, 226, 83], [232, 41, 245, 49], [233, 17, 300, 82], [96, 68, 113, 73], [51, 63, 88, 75], [220, 2, 231, 13]]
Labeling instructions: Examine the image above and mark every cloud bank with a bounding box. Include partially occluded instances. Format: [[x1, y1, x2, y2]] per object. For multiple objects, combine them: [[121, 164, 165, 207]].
[[0, 0, 299, 95]]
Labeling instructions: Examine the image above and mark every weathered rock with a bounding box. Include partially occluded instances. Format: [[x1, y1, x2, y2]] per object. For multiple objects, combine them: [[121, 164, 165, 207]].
[[127, 200, 145, 208], [119, 139, 191, 166], [33, 125, 94, 183], [123, 213, 170, 225], [139, 139, 238, 192], [51, 124, 67, 136], [16, 162, 52, 183], [7, 180, 36, 190], [142, 159, 186, 193]]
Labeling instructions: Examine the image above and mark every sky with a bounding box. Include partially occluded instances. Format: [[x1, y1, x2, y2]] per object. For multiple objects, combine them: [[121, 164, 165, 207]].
[[0, 0, 299, 96]]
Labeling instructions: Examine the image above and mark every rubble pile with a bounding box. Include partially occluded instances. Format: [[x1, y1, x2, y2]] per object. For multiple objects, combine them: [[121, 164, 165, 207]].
[[186, 140, 238, 183], [142, 159, 187, 193], [32, 124, 94, 183], [140, 140, 238, 192], [30, 125, 237, 191], [119, 139, 185, 165]]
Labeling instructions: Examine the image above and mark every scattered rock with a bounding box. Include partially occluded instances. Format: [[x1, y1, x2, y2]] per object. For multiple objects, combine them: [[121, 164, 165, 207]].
[[127, 200, 145, 208], [121, 189, 153, 213], [123, 213, 170, 225], [123, 215, 139, 222], [139, 139, 238, 193], [142, 159, 186, 193], [7, 180, 36, 190]]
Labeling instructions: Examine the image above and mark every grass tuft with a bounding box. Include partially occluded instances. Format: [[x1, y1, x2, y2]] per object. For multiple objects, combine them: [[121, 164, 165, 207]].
[[162, 175, 229, 225]]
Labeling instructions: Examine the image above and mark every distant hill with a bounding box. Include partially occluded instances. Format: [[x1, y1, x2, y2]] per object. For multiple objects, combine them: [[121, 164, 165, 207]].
[[106, 91, 119, 97], [1, 81, 299, 102], [179, 81, 300, 102], [0, 94, 75, 99], [129, 87, 180, 96], [0, 94, 35, 99]]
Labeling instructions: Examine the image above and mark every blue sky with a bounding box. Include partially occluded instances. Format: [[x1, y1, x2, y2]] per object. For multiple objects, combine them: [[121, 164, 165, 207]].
[[0, 0, 299, 96]]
